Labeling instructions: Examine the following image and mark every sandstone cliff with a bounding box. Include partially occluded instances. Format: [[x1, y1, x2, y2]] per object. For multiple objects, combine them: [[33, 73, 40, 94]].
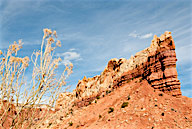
[[56, 31, 181, 109]]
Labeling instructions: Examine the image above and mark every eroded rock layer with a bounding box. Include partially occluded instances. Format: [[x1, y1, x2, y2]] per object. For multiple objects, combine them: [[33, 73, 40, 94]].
[[114, 50, 181, 96], [56, 31, 181, 109]]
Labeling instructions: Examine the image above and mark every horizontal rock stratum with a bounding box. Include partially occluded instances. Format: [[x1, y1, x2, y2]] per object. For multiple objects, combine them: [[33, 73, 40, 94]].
[[56, 31, 181, 109]]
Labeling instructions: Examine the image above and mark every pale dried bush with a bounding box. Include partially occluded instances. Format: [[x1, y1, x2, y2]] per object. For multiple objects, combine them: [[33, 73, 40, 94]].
[[0, 28, 73, 128]]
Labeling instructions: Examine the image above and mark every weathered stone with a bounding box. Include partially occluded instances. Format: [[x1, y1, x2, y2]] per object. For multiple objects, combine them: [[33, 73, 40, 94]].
[[56, 31, 182, 108]]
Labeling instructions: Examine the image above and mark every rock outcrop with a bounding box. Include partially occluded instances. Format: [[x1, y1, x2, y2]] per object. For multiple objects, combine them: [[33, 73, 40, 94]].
[[55, 31, 181, 109]]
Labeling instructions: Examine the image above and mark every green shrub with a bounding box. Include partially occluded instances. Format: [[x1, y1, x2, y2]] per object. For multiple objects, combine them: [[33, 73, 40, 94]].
[[127, 95, 131, 100], [106, 90, 111, 95], [47, 122, 52, 128], [65, 113, 69, 117], [158, 93, 163, 96], [70, 108, 73, 112], [68, 121, 73, 126], [171, 108, 175, 111], [121, 102, 128, 108], [96, 96, 100, 99], [108, 107, 114, 113]]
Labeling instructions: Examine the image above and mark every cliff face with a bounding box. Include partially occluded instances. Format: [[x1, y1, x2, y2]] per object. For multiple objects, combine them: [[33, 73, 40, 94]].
[[114, 32, 181, 96], [56, 31, 181, 109]]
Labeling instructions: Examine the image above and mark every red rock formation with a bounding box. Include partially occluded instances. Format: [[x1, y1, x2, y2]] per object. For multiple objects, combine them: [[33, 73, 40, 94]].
[[114, 32, 181, 96], [56, 31, 182, 109]]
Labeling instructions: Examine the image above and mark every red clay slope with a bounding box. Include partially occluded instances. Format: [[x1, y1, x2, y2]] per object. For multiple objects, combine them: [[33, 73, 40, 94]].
[[48, 78, 192, 129]]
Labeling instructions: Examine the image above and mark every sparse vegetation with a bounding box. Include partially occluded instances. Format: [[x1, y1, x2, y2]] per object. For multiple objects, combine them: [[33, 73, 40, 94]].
[[121, 102, 128, 108], [139, 78, 143, 82], [108, 107, 114, 113], [159, 93, 163, 96], [0, 28, 73, 128], [127, 95, 131, 100], [60, 116, 64, 120], [70, 108, 73, 114], [68, 121, 73, 126], [65, 113, 69, 117], [96, 96, 100, 99], [171, 108, 176, 112], [99, 114, 102, 119], [47, 122, 52, 128], [72, 103, 76, 107], [106, 90, 111, 95]]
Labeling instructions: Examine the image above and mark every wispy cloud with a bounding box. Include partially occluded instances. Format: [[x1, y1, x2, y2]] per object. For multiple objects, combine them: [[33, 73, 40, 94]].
[[128, 32, 139, 38], [56, 51, 81, 65], [128, 31, 153, 39], [69, 48, 76, 51], [140, 33, 153, 39]]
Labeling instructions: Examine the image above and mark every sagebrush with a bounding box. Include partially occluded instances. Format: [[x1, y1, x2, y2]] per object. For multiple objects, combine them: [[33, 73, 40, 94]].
[[0, 28, 73, 128]]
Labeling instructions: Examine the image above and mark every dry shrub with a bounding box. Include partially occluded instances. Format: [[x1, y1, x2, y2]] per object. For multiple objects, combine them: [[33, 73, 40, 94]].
[[0, 28, 73, 128]]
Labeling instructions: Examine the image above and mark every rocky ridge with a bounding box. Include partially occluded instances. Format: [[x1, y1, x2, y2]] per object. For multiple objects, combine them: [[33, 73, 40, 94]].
[[56, 31, 181, 109]]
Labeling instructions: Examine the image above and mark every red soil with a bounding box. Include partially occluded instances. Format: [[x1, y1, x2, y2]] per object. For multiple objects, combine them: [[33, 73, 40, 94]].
[[43, 78, 192, 129]]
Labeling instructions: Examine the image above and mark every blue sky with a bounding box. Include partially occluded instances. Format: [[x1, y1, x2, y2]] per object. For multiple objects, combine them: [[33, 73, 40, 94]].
[[0, 0, 191, 97]]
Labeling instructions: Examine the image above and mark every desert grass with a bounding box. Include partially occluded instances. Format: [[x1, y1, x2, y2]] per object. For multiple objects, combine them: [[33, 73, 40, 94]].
[[0, 29, 73, 128]]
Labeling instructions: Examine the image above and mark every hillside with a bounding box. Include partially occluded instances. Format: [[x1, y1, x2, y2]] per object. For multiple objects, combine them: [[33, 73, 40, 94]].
[[50, 79, 192, 129], [37, 32, 192, 129]]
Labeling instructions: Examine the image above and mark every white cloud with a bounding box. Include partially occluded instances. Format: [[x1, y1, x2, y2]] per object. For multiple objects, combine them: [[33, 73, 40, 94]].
[[56, 51, 81, 65], [140, 33, 153, 39], [129, 31, 153, 39], [128, 32, 139, 38], [69, 48, 76, 51]]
